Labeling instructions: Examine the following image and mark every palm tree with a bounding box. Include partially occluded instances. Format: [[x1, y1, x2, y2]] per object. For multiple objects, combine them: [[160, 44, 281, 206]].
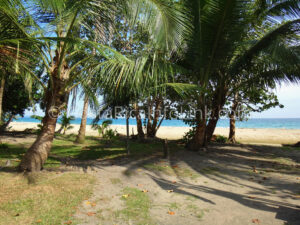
[[2, 0, 189, 171], [75, 94, 89, 143], [58, 112, 75, 135], [178, 0, 300, 151]]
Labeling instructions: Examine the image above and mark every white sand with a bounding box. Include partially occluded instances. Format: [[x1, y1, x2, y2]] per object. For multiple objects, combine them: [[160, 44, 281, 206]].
[[8, 122, 300, 144]]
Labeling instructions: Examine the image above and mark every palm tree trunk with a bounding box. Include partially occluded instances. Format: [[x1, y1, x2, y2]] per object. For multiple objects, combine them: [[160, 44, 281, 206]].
[[206, 87, 228, 143], [228, 93, 239, 143], [126, 113, 130, 155], [206, 109, 219, 143], [187, 119, 206, 151], [19, 75, 68, 172], [134, 103, 144, 139], [147, 97, 162, 138], [75, 95, 89, 143], [0, 76, 5, 123], [187, 96, 207, 151]]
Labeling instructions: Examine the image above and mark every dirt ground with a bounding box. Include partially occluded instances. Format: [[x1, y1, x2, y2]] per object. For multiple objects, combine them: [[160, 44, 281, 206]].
[[2, 135, 300, 225]]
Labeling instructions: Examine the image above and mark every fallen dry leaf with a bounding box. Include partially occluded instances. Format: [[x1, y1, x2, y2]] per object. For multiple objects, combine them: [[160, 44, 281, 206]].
[[248, 196, 256, 199], [86, 212, 96, 216], [172, 181, 177, 184], [252, 218, 261, 224], [64, 220, 72, 225], [168, 211, 175, 215], [172, 165, 179, 168], [167, 190, 174, 193], [36, 219, 42, 223], [122, 194, 130, 198]]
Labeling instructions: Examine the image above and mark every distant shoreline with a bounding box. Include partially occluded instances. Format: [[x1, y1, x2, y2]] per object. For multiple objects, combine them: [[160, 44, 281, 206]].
[[12, 117, 300, 130], [7, 122, 300, 145]]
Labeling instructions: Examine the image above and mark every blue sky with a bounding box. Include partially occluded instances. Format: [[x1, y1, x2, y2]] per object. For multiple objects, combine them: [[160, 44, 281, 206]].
[[25, 83, 300, 119]]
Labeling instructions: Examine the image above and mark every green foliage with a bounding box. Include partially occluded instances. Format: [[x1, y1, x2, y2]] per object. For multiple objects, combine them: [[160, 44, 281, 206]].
[[214, 135, 227, 144], [92, 119, 118, 141], [30, 115, 43, 133], [182, 127, 196, 144], [58, 112, 75, 135]]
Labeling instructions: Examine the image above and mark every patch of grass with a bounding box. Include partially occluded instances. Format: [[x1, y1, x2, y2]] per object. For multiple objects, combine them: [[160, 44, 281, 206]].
[[272, 157, 295, 165], [116, 187, 152, 225], [0, 172, 95, 225], [281, 146, 300, 151], [185, 196, 198, 202], [199, 167, 220, 175], [1, 136, 182, 170], [0, 144, 62, 169], [144, 164, 172, 173], [186, 205, 209, 220], [110, 178, 122, 185], [144, 163, 200, 180], [166, 202, 181, 210]]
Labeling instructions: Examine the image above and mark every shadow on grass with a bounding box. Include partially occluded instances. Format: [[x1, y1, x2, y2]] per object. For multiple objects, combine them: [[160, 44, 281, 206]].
[[1, 132, 300, 224]]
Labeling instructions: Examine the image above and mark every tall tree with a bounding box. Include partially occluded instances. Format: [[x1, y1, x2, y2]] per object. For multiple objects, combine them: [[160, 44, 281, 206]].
[[178, 0, 300, 150], [4, 0, 188, 171]]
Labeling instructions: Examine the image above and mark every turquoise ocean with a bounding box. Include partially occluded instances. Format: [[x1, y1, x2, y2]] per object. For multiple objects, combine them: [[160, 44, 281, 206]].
[[15, 117, 300, 129]]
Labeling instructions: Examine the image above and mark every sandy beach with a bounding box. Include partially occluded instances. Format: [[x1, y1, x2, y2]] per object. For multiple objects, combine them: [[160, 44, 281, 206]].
[[7, 122, 300, 145]]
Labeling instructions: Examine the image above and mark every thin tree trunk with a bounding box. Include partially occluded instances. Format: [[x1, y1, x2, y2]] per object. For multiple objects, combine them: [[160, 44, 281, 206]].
[[146, 98, 153, 136], [0, 76, 5, 123], [228, 93, 239, 143], [126, 113, 130, 155], [134, 103, 144, 139], [147, 97, 162, 138], [75, 95, 89, 143], [206, 112, 219, 143]]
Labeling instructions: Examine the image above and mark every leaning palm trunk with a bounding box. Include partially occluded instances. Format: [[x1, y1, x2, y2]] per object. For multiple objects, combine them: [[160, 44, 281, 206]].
[[76, 95, 89, 143], [19, 59, 69, 171], [0, 76, 5, 123]]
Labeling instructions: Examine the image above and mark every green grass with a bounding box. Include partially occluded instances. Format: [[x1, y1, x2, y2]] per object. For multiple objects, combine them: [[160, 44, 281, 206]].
[[110, 178, 122, 185], [185, 204, 209, 220], [143, 163, 200, 180], [281, 146, 300, 151], [199, 167, 220, 175], [1, 135, 181, 169], [0, 172, 95, 225], [116, 187, 152, 225], [166, 202, 181, 210]]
